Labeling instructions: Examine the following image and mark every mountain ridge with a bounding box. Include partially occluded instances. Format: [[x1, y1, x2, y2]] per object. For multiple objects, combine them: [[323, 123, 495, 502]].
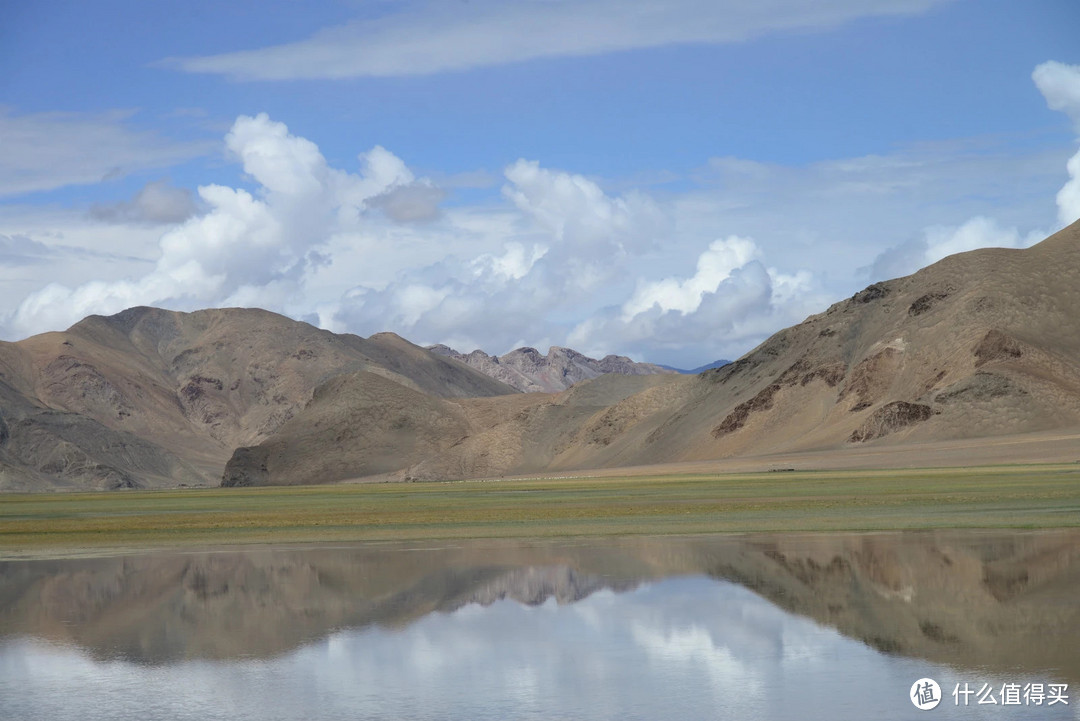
[[3, 219, 1080, 490], [224, 218, 1080, 484], [426, 343, 676, 393], [0, 306, 516, 490]]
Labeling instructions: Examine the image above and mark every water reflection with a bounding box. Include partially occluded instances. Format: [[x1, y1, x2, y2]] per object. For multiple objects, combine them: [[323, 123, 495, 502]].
[[1, 531, 1078, 720]]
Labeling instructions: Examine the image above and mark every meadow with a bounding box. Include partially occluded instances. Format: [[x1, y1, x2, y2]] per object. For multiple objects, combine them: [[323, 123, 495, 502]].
[[2, 463, 1078, 557]]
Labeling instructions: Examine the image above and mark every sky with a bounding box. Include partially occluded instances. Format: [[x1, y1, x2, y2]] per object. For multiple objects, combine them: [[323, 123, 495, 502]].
[[1, 0, 1079, 368]]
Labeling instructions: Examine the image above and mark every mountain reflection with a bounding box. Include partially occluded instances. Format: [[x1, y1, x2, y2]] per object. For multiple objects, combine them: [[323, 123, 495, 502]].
[[1, 531, 1078, 684]]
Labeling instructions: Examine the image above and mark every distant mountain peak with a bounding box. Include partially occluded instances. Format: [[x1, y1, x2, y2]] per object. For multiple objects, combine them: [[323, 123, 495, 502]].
[[427, 344, 676, 393]]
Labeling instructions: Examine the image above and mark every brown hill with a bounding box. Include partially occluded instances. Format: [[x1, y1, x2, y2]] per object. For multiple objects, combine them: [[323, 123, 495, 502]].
[[427, 343, 676, 393], [226, 219, 1080, 484], [0, 307, 515, 490]]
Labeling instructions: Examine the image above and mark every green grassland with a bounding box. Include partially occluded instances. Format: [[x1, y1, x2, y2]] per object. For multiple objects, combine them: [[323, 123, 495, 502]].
[[2, 464, 1079, 557]]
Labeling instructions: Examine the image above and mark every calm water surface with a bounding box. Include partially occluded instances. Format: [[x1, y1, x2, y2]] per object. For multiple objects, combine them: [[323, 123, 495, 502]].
[[1, 531, 1078, 720]]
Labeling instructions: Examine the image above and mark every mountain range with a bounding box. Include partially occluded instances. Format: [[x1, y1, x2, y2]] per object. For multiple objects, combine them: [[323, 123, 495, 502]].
[[0, 308, 513, 490], [426, 344, 675, 393], [3, 219, 1079, 490]]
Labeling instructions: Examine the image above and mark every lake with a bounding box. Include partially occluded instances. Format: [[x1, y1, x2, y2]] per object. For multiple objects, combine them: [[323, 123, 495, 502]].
[[1, 531, 1077, 719]]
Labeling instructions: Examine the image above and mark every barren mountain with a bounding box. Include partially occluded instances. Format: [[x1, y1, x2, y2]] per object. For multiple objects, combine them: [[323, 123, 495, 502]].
[[7, 220, 1080, 491], [226, 219, 1080, 484], [0, 307, 515, 490], [427, 344, 676, 393]]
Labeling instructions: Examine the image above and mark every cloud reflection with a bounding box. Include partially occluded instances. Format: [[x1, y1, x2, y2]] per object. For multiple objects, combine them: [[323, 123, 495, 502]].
[[1, 574, 1073, 720]]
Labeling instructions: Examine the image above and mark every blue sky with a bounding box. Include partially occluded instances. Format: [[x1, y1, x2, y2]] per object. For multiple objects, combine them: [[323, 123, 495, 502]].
[[1, 0, 1079, 366]]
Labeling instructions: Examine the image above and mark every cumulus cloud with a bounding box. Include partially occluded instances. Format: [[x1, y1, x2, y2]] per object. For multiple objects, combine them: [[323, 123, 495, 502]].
[[0, 109, 211, 197], [863, 60, 1080, 282], [169, 0, 946, 80], [505, 160, 664, 255], [1033, 60, 1080, 226], [330, 160, 670, 352], [1033, 61, 1080, 121], [6, 114, 406, 337], [1059, 152, 1080, 227], [868, 216, 1043, 279], [866, 199, 1069, 282], [500, 159, 666, 299], [89, 179, 199, 225], [680, 136, 1068, 299], [621, 236, 758, 319], [567, 237, 824, 364], [5, 114, 672, 358], [470, 242, 548, 282], [921, 217, 1037, 264], [10, 57, 1079, 366]]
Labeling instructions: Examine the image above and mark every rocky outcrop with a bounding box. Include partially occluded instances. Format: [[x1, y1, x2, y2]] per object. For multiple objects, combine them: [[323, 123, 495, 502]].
[[428, 344, 675, 393], [849, 401, 934, 443]]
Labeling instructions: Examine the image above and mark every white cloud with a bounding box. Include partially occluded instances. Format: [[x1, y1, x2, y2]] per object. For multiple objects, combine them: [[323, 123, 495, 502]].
[[5, 115, 665, 355], [923, 216, 1035, 264], [471, 242, 548, 282], [504, 160, 664, 254], [621, 236, 758, 319], [169, 0, 946, 80], [0, 109, 211, 197], [5, 114, 403, 338], [395, 284, 452, 326], [1033, 61, 1080, 226], [1059, 151, 1080, 227], [7, 57, 1080, 366], [502, 159, 666, 296], [567, 238, 827, 363], [329, 159, 671, 354], [864, 60, 1080, 280], [680, 137, 1067, 298], [1033, 61, 1080, 123], [868, 215, 1047, 281]]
